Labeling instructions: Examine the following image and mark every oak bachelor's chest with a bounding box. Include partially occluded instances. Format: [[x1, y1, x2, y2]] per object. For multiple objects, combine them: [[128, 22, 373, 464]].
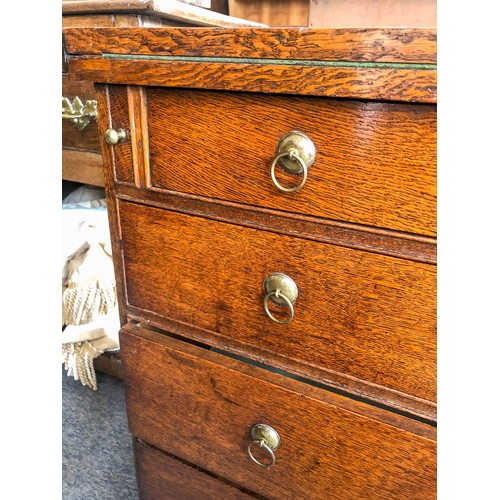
[[64, 26, 437, 499]]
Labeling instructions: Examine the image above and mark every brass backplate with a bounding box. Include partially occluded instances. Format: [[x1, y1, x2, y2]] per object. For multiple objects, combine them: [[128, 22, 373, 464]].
[[250, 424, 281, 451], [263, 273, 299, 307], [276, 130, 316, 174]]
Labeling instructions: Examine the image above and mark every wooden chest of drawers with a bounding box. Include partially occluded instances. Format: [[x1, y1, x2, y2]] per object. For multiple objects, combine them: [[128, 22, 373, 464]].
[[64, 27, 437, 499]]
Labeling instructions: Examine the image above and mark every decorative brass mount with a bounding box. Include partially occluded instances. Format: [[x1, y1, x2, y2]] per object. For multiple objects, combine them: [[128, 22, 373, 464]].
[[62, 97, 98, 131]]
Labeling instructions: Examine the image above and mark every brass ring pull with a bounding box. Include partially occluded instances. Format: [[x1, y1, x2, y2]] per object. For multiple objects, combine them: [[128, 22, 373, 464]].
[[247, 424, 281, 469], [263, 273, 298, 325], [270, 150, 308, 193], [247, 439, 276, 468], [270, 131, 316, 193], [263, 289, 294, 324]]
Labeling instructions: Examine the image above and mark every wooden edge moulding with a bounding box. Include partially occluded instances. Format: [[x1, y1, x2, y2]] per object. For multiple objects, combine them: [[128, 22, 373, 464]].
[[63, 26, 437, 62], [63, 27, 437, 104]]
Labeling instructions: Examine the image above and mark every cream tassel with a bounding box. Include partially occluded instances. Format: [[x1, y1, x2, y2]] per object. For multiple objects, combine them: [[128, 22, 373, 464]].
[[62, 341, 104, 390], [62, 276, 117, 326]]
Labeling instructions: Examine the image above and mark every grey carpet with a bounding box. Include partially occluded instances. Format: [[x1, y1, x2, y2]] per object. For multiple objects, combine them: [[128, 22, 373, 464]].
[[62, 365, 139, 500]]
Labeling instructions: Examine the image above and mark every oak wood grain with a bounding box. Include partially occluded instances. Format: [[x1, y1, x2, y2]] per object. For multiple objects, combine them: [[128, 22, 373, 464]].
[[62, 75, 96, 100], [62, 75, 101, 152], [127, 307, 436, 420], [62, 119, 101, 152], [94, 84, 130, 326], [118, 201, 436, 403], [105, 84, 135, 184], [115, 184, 437, 264], [120, 324, 437, 500], [132, 322, 437, 437], [145, 88, 436, 236], [68, 56, 436, 103], [63, 27, 437, 63], [62, 149, 104, 186], [126, 86, 149, 189], [134, 439, 259, 500], [81, 28, 438, 497]]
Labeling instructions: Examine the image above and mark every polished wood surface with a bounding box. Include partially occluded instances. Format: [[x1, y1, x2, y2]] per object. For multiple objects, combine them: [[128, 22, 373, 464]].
[[135, 439, 257, 500], [62, 7, 265, 188], [93, 84, 130, 327], [117, 200, 436, 408], [102, 85, 135, 183], [120, 323, 437, 500], [145, 88, 436, 236], [64, 27, 437, 62], [61, 75, 96, 98], [63, 27, 436, 103], [67, 27, 437, 498], [62, 76, 103, 185], [62, 149, 104, 186], [69, 57, 437, 102], [62, 79, 98, 147], [62, 119, 101, 152], [114, 183, 437, 263]]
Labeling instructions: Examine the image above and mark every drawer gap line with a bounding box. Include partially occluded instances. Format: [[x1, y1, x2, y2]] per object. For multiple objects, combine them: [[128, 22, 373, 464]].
[[102, 53, 437, 71], [130, 314, 437, 425], [135, 438, 270, 500], [116, 191, 437, 264]]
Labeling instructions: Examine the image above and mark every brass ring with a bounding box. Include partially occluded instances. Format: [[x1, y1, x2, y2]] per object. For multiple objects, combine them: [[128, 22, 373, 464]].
[[270, 150, 308, 193], [247, 439, 276, 468], [263, 289, 294, 324]]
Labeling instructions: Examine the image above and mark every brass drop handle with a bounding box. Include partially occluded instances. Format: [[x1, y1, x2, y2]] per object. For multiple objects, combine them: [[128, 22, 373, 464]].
[[270, 131, 316, 193], [105, 128, 127, 145], [247, 424, 281, 468], [271, 150, 308, 193], [62, 97, 98, 131], [263, 273, 299, 325]]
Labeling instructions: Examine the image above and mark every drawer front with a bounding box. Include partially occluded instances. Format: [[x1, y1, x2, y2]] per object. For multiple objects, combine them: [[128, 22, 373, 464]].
[[62, 77, 105, 186], [119, 200, 436, 403], [62, 76, 101, 153], [120, 324, 437, 500], [146, 88, 436, 237], [96, 84, 136, 184], [62, 119, 101, 152], [134, 439, 256, 500]]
